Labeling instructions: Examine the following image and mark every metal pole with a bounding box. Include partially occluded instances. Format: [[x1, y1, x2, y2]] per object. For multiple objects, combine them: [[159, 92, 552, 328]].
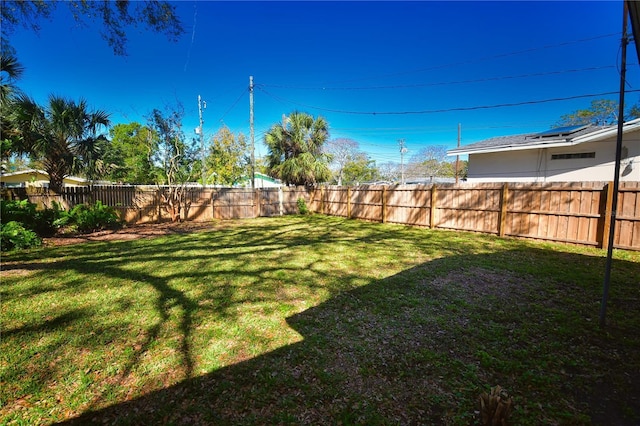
[[600, 2, 628, 327], [455, 123, 461, 184], [399, 139, 406, 184], [250, 76, 255, 189], [198, 95, 206, 186]]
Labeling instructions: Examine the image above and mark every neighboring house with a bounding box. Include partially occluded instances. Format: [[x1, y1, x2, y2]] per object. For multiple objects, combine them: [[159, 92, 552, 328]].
[[250, 172, 282, 188], [0, 169, 89, 188], [447, 119, 640, 183]]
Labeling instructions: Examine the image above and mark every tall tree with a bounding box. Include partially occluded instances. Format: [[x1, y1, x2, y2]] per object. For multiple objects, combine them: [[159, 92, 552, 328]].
[[406, 145, 450, 180], [555, 99, 640, 127], [104, 122, 158, 184], [9, 94, 110, 192], [147, 107, 196, 221], [325, 138, 359, 186], [1, 54, 25, 163], [325, 138, 380, 185], [264, 111, 332, 186], [0, 54, 23, 105], [205, 126, 249, 186], [377, 162, 400, 183], [1, 0, 183, 56], [342, 153, 379, 185]]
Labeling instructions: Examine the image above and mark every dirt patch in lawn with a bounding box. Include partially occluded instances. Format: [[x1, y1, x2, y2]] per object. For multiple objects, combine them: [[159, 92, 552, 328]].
[[43, 221, 216, 247]]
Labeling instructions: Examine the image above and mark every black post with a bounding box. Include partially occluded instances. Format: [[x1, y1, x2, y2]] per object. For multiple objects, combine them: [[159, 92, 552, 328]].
[[599, 2, 629, 328]]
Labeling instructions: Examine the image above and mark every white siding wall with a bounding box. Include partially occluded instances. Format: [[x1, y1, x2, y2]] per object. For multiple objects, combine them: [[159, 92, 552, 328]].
[[467, 133, 640, 182]]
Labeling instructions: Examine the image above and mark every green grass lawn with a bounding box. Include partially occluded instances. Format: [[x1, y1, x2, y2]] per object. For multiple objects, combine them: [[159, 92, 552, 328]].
[[1, 215, 639, 425]]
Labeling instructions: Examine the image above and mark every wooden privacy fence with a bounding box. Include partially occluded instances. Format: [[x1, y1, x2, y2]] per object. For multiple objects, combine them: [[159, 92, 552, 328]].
[[2, 186, 312, 223], [2, 182, 639, 251], [309, 182, 640, 251]]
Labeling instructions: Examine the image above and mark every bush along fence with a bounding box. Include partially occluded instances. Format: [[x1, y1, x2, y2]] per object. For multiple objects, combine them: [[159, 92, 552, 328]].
[[1, 181, 639, 251]]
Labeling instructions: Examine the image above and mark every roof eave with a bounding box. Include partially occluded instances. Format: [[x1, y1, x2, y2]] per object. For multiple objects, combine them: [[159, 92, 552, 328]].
[[448, 118, 640, 156], [448, 138, 572, 156]]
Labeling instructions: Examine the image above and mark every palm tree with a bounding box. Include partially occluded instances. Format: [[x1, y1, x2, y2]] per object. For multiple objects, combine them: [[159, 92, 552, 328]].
[[0, 54, 24, 105], [10, 94, 110, 192], [264, 111, 332, 186], [1, 54, 25, 160]]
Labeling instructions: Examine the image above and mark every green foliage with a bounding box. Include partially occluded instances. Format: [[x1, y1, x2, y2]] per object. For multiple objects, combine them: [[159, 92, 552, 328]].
[[297, 197, 310, 215], [265, 111, 332, 186], [0, 199, 60, 237], [148, 107, 196, 185], [406, 145, 451, 180], [1, 0, 183, 56], [555, 99, 640, 127], [66, 200, 122, 233], [205, 126, 249, 185], [342, 154, 379, 185], [8, 94, 110, 192], [104, 122, 159, 184], [0, 220, 41, 251]]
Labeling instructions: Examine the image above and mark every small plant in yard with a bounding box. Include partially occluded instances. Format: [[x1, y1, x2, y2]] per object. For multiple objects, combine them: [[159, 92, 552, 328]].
[[297, 197, 310, 215], [0, 199, 60, 237], [479, 385, 513, 425], [64, 200, 123, 232], [0, 221, 42, 251]]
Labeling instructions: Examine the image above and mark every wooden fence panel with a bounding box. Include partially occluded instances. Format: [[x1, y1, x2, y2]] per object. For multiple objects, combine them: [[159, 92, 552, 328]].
[[181, 187, 212, 222], [503, 183, 604, 246], [350, 186, 383, 222], [435, 184, 501, 233], [260, 188, 281, 217], [386, 185, 430, 226], [321, 186, 348, 217], [213, 188, 256, 219], [282, 187, 312, 214], [615, 182, 640, 250]]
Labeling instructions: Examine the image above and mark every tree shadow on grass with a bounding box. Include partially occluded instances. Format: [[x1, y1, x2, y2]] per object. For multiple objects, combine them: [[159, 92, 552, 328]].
[[53, 245, 640, 426]]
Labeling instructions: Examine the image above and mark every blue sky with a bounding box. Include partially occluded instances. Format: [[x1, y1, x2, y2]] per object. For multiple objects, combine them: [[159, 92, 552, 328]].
[[8, 1, 639, 165]]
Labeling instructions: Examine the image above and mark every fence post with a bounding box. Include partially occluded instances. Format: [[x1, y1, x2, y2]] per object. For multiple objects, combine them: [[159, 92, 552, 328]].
[[211, 189, 216, 220], [430, 185, 437, 228], [498, 183, 509, 237], [279, 187, 284, 216], [156, 188, 162, 223], [320, 186, 325, 214], [254, 188, 260, 218], [347, 186, 352, 219], [598, 181, 614, 250], [381, 186, 387, 223]]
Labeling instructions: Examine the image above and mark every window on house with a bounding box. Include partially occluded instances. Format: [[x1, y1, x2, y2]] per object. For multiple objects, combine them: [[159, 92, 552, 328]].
[[551, 152, 596, 160]]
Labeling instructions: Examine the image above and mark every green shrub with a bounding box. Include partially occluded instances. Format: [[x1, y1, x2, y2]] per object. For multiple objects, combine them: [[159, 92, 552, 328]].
[[0, 199, 60, 237], [297, 197, 310, 215], [0, 221, 42, 251], [1, 199, 36, 225], [67, 200, 122, 232]]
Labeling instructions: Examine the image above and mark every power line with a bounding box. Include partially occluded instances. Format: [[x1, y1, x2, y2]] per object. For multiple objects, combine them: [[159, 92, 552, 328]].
[[260, 66, 618, 91], [217, 88, 247, 124], [323, 32, 620, 84], [257, 87, 640, 116]]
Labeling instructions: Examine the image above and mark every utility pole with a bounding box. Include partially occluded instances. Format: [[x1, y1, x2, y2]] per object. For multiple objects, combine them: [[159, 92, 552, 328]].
[[399, 139, 407, 185], [455, 123, 461, 184], [197, 95, 206, 186], [249, 76, 255, 189]]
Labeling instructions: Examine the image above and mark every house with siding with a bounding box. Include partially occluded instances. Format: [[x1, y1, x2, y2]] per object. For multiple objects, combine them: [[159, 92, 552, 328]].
[[447, 119, 640, 182], [0, 169, 90, 188]]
